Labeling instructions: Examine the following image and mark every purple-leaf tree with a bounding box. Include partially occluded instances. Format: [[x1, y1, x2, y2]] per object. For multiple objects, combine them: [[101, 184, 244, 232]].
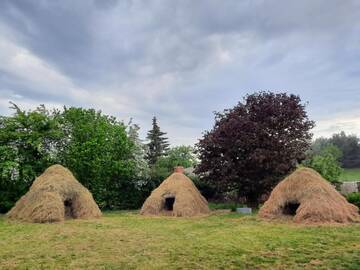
[[195, 92, 315, 207]]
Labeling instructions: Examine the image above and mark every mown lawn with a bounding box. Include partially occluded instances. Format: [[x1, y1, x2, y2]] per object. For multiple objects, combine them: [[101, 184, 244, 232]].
[[0, 211, 359, 270], [340, 168, 360, 182]]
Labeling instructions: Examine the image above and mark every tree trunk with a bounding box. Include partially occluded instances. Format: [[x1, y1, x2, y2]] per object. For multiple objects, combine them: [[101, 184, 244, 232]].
[[236, 189, 242, 207], [246, 194, 260, 209]]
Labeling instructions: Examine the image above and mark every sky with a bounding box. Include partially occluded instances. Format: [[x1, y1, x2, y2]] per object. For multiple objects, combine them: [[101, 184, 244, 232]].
[[0, 0, 359, 146]]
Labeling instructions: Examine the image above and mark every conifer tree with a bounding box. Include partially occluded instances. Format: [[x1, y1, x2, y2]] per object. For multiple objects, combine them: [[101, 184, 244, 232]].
[[146, 117, 170, 165]]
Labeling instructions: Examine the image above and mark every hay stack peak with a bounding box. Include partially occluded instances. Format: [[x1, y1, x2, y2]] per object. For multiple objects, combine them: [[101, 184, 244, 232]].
[[259, 167, 359, 224], [140, 167, 210, 217], [7, 164, 101, 223]]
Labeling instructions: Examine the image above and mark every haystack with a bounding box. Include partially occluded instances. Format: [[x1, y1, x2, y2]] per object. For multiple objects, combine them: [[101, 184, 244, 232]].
[[140, 167, 210, 217], [258, 167, 359, 224], [7, 165, 101, 223]]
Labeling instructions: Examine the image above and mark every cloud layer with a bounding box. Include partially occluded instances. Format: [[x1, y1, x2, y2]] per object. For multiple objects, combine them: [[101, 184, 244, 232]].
[[0, 0, 360, 145]]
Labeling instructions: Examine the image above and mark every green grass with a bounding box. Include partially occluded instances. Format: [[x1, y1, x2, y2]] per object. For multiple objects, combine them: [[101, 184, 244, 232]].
[[340, 168, 360, 182], [0, 212, 359, 270]]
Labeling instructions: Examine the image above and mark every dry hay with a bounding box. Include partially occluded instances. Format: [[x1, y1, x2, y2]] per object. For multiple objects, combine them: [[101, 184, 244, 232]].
[[6, 164, 102, 223], [140, 167, 210, 217], [258, 167, 359, 224]]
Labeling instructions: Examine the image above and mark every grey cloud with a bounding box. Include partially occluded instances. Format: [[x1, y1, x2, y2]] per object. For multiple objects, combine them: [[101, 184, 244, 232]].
[[0, 0, 360, 144], [2, 0, 356, 83]]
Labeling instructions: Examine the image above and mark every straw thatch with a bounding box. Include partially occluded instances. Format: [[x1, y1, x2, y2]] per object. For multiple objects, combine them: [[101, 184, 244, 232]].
[[258, 167, 359, 224], [7, 165, 101, 223], [140, 167, 210, 217]]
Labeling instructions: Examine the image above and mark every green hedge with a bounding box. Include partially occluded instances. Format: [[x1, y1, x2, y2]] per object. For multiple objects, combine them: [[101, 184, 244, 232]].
[[346, 192, 360, 210]]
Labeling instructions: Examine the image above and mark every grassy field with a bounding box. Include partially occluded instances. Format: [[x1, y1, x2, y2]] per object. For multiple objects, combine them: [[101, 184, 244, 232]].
[[0, 212, 359, 270], [340, 168, 360, 182]]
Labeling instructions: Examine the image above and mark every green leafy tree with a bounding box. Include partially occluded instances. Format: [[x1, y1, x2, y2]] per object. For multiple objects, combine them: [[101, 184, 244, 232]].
[[0, 104, 153, 211], [0, 103, 65, 212], [307, 137, 332, 157], [155, 145, 197, 172], [127, 122, 150, 185], [309, 132, 360, 168], [146, 117, 169, 165], [304, 144, 343, 182], [60, 107, 137, 209], [330, 131, 360, 168], [152, 145, 197, 179]]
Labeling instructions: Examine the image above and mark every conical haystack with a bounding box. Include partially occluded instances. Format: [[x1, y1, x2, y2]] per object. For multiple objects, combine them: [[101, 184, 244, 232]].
[[140, 167, 210, 217], [7, 165, 102, 223], [259, 167, 359, 224]]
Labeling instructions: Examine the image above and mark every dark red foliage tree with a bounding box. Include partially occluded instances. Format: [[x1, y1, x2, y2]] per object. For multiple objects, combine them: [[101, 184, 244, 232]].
[[195, 92, 315, 207]]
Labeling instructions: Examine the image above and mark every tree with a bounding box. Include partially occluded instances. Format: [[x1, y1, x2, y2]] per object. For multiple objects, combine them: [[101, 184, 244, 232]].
[[60, 107, 137, 209], [127, 122, 150, 185], [156, 145, 197, 171], [0, 103, 65, 212], [146, 117, 169, 165], [307, 137, 332, 157], [330, 132, 360, 168], [154, 145, 198, 177], [195, 92, 314, 207], [0, 104, 155, 212], [308, 132, 360, 168], [304, 144, 343, 182]]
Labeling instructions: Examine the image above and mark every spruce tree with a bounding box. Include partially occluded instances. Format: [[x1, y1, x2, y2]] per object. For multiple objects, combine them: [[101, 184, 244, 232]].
[[146, 117, 170, 165]]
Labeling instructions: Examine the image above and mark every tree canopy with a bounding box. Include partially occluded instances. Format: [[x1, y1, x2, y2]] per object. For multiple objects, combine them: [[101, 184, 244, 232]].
[[153, 145, 198, 178], [156, 146, 197, 170], [0, 104, 145, 212], [60, 107, 138, 209], [310, 132, 360, 168], [195, 92, 314, 207], [304, 144, 343, 182], [0, 104, 65, 212]]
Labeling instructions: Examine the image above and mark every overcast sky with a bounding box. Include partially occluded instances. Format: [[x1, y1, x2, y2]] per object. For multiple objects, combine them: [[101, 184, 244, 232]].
[[0, 0, 359, 145]]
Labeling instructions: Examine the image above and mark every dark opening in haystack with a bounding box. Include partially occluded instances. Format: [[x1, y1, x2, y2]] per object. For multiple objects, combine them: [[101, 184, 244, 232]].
[[164, 197, 175, 211], [140, 166, 210, 217], [64, 199, 75, 218], [282, 202, 300, 215], [259, 167, 360, 223]]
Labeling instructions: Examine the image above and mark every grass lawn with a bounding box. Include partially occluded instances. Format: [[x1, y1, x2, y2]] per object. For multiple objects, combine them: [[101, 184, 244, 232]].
[[0, 211, 359, 270], [340, 168, 360, 182]]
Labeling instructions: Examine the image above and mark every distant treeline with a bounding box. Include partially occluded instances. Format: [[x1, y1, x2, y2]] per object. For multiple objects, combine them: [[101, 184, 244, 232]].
[[310, 132, 360, 168]]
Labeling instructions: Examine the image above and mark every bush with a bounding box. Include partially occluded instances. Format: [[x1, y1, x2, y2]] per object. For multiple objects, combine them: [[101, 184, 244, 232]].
[[191, 176, 217, 200], [208, 202, 241, 212], [346, 192, 360, 210], [304, 145, 343, 182]]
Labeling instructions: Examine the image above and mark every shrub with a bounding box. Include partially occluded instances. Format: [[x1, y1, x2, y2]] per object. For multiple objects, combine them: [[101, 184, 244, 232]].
[[346, 192, 360, 210], [191, 176, 217, 200], [208, 202, 240, 212], [304, 145, 343, 182]]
